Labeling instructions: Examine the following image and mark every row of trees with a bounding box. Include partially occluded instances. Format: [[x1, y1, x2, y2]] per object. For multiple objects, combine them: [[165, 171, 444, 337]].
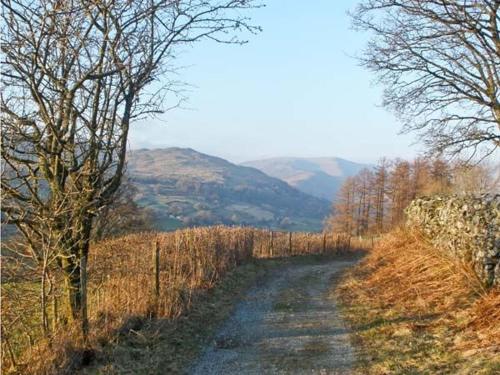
[[327, 158, 499, 236]]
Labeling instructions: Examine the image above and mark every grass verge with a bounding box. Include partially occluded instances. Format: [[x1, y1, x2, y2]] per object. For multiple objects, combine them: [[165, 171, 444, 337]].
[[80, 254, 351, 374], [335, 229, 500, 375], [80, 259, 265, 374]]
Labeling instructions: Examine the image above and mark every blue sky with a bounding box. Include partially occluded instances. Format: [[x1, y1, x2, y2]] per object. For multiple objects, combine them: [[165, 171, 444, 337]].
[[129, 0, 423, 164]]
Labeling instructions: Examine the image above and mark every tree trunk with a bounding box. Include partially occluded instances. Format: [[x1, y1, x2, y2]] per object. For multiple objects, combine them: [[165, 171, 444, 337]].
[[60, 219, 92, 337], [61, 255, 81, 319], [61, 254, 80, 318], [41, 266, 48, 336]]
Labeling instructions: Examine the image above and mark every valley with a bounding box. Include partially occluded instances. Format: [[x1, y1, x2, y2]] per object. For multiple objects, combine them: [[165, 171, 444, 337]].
[[127, 148, 346, 231]]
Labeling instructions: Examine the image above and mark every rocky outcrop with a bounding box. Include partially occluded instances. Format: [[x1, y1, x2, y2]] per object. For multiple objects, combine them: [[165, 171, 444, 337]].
[[405, 195, 500, 287]]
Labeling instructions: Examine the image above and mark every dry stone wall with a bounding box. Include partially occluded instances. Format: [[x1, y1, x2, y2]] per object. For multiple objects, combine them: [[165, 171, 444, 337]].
[[405, 194, 500, 287]]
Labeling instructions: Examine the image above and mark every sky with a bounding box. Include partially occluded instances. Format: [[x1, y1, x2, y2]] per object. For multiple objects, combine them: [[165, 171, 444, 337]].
[[129, 0, 423, 164]]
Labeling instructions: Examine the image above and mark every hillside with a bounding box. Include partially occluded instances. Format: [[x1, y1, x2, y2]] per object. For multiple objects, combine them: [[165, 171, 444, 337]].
[[241, 157, 368, 201], [127, 148, 331, 231]]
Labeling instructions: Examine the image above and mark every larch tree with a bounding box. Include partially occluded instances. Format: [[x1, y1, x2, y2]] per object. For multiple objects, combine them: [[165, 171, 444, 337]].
[[329, 177, 357, 235], [327, 156, 497, 236], [410, 158, 432, 198], [424, 158, 452, 193], [355, 168, 373, 236], [1, 0, 261, 335], [388, 159, 412, 226], [352, 0, 500, 159], [372, 158, 389, 234]]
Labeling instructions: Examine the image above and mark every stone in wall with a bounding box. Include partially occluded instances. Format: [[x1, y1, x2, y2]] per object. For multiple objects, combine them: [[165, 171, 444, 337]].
[[405, 194, 500, 287]]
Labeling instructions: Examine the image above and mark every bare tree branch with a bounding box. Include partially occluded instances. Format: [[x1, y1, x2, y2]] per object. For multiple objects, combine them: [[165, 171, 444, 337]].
[[352, 0, 500, 159], [1, 0, 262, 335]]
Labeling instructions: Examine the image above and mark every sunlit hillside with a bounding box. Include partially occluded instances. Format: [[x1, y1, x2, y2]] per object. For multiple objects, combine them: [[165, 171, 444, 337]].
[[128, 148, 331, 231]]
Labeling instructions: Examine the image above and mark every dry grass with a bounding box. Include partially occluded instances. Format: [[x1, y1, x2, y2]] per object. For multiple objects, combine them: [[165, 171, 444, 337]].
[[337, 228, 500, 374], [1, 226, 353, 374], [81, 260, 269, 374]]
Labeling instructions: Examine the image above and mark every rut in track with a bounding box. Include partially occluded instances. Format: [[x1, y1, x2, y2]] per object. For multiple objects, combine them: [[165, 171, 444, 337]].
[[190, 259, 357, 375]]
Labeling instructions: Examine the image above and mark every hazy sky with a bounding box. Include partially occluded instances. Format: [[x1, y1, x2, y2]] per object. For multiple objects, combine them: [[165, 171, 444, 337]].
[[129, 0, 424, 164]]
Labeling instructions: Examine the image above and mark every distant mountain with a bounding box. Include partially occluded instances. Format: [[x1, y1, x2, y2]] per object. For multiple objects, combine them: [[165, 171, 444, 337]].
[[241, 157, 369, 201], [127, 148, 331, 231]]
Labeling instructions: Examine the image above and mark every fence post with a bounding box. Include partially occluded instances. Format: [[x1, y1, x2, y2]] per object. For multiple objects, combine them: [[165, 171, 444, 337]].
[[153, 239, 160, 299], [322, 233, 327, 253], [288, 232, 292, 255]]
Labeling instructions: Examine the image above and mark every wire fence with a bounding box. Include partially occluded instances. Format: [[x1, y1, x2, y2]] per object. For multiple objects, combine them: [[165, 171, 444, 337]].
[[1, 226, 358, 371]]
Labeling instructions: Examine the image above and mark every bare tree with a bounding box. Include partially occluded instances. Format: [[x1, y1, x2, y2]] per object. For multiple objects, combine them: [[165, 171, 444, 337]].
[[328, 177, 357, 235], [410, 157, 432, 198], [451, 161, 500, 194], [371, 158, 389, 233], [388, 159, 412, 226], [1, 0, 261, 335], [92, 177, 156, 241], [429, 158, 453, 193], [354, 169, 373, 236], [352, 0, 500, 159], [327, 155, 498, 236]]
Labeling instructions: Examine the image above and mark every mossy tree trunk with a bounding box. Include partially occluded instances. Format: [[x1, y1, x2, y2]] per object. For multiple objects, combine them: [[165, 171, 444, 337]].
[[59, 217, 92, 337]]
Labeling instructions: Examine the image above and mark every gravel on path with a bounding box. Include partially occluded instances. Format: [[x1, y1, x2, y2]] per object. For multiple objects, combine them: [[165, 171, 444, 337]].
[[189, 259, 357, 375]]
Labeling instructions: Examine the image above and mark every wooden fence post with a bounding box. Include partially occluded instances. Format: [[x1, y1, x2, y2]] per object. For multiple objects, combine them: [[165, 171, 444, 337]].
[[322, 233, 326, 253], [288, 232, 292, 255]]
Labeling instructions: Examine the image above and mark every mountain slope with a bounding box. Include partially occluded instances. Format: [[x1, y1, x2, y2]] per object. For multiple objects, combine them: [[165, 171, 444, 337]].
[[127, 148, 331, 231], [241, 157, 369, 201]]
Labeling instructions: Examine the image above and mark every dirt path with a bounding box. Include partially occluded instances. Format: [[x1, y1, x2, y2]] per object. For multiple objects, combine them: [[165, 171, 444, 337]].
[[189, 259, 357, 375]]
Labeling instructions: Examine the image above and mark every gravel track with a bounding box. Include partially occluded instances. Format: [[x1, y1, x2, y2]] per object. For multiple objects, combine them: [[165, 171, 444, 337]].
[[189, 259, 356, 375]]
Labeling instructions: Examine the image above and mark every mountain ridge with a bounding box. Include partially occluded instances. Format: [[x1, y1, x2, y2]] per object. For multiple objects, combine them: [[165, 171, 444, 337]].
[[241, 156, 369, 201], [127, 148, 331, 231]]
